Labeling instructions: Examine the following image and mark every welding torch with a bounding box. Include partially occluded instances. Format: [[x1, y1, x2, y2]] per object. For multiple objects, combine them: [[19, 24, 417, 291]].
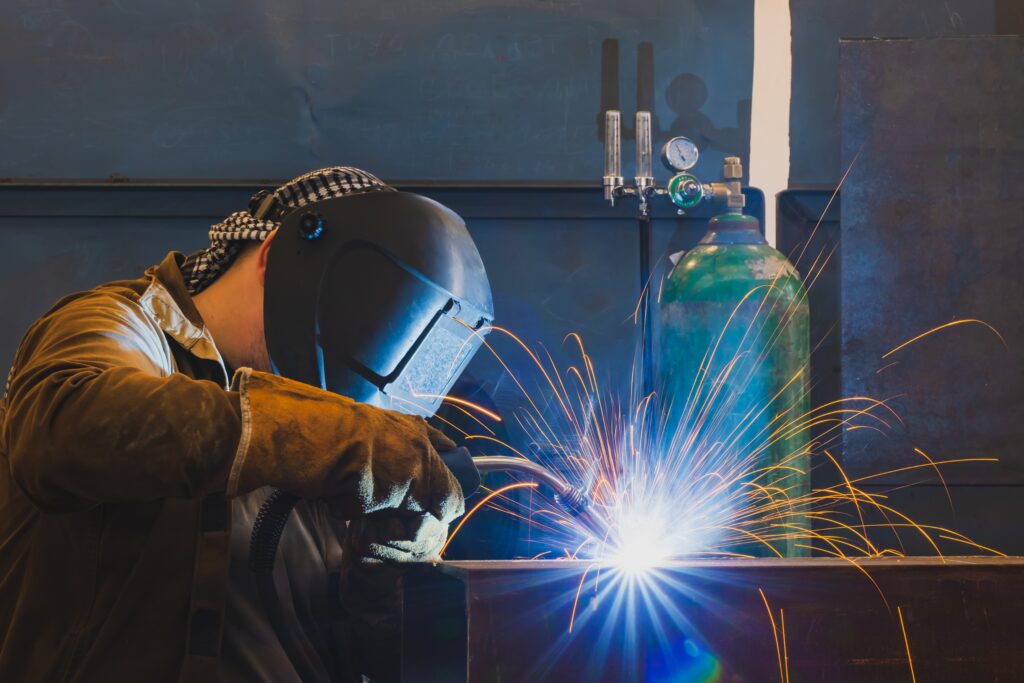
[[248, 450, 605, 683], [251, 451, 606, 598], [438, 450, 607, 541]]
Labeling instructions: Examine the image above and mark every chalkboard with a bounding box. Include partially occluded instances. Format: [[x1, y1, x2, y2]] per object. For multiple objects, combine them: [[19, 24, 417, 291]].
[[0, 0, 753, 182]]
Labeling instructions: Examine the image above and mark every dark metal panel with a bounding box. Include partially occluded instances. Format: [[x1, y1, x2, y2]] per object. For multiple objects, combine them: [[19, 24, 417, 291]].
[[401, 557, 1024, 682], [839, 37, 1024, 484], [788, 0, 998, 185], [777, 189, 1024, 550]]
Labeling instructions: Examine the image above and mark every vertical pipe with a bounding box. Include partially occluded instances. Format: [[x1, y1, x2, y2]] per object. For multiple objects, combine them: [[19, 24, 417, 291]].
[[639, 211, 653, 398], [598, 39, 620, 142], [636, 42, 655, 113], [634, 111, 655, 396]]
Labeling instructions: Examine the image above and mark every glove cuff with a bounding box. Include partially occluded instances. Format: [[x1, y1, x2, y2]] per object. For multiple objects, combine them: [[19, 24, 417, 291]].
[[226, 367, 254, 497]]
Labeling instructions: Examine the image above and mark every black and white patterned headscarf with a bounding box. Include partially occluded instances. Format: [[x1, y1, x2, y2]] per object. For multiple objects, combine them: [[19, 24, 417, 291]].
[[181, 166, 393, 295]]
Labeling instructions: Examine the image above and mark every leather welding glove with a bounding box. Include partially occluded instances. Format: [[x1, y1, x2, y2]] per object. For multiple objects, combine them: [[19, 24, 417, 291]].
[[336, 512, 448, 682], [343, 512, 449, 564], [228, 368, 465, 524]]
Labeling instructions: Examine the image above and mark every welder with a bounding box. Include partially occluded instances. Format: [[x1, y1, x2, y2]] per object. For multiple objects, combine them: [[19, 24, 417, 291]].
[[0, 167, 493, 682]]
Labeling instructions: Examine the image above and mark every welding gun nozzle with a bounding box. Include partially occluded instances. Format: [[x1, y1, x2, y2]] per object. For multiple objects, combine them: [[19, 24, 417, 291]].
[[554, 486, 588, 514], [470, 455, 606, 539]]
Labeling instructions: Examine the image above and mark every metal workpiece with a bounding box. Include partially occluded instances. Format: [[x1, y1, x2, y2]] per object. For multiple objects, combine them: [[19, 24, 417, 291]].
[[400, 557, 1024, 682]]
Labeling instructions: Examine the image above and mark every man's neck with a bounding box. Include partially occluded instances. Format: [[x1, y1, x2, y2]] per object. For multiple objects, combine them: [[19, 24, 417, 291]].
[[192, 277, 257, 372]]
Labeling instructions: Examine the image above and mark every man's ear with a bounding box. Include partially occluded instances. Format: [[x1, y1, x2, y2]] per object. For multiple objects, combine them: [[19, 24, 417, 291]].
[[256, 229, 277, 287]]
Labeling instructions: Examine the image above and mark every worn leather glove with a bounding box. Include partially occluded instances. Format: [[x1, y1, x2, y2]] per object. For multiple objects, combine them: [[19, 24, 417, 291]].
[[228, 369, 465, 523], [344, 513, 449, 564], [336, 512, 447, 682]]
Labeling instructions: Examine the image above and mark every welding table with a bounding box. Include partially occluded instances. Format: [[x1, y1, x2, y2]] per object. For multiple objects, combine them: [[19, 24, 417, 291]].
[[397, 557, 1024, 682]]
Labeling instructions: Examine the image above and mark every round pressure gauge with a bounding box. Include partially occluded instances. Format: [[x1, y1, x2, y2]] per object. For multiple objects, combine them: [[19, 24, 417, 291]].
[[661, 137, 700, 171]]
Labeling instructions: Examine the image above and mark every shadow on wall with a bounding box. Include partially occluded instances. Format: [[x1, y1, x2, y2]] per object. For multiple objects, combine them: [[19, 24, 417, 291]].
[[664, 72, 750, 162], [596, 38, 751, 176]]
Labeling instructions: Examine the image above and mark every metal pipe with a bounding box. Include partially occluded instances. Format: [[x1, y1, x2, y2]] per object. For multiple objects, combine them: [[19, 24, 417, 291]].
[[634, 112, 655, 397], [471, 456, 607, 540], [638, 211, 653, 398], [473, 456, 576, 497]]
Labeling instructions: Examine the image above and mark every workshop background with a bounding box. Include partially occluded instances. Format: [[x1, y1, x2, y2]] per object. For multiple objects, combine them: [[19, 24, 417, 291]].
[[1, 0, 1022, 559]]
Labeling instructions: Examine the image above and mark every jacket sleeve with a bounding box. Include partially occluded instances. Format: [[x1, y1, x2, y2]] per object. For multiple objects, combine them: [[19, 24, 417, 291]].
[[2, 292, 242, 513]]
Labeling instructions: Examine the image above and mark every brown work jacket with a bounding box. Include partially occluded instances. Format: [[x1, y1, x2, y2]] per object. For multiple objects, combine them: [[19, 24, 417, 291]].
[[0, 253, 250, 682]]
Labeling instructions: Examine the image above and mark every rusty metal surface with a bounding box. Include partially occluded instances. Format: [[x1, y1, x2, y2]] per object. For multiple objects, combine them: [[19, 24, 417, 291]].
[[839, 37, 1024, 484], [401, 557, 1024, 682]]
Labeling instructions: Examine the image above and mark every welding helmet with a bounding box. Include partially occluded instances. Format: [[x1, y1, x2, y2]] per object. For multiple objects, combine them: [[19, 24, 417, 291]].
[[263, 189, 493, 416]]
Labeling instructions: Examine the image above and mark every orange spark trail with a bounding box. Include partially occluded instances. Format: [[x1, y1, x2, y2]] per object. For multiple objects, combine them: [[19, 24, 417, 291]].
[[897, 606, 916, 683], [780, 608, 790, 683], [882, 319, 1007, 359], [568, 563, 596, 633], [416, 394, 503, 421], [914, 447, 954, 509], [759, 589, 785, 683], [434, 298, 1004, 639], [440, 482, 538, 557], [793, 145, 860, 267]]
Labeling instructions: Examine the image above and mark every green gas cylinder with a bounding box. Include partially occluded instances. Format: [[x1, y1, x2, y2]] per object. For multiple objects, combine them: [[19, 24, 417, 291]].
[[659, 202, 811, 558]]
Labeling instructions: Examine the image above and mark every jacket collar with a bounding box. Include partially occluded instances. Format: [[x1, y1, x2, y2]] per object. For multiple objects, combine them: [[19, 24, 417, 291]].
[[140, 252, 228, 380]]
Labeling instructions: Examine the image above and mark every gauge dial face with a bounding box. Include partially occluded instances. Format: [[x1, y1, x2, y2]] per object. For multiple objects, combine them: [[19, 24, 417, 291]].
[[661, 137, 700, 171]]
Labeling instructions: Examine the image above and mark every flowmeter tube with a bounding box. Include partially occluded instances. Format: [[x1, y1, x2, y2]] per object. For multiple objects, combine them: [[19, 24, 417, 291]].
[[634, 111, 654, 198], [603, 110, 623, 204]]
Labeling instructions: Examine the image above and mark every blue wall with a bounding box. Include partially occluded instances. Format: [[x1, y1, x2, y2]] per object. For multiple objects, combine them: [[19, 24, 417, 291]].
[[0, 0, 753, 183]]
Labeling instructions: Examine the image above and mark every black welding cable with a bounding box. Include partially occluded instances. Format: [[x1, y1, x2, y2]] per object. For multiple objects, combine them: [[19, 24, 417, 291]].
[[249, 488, 336, 682]]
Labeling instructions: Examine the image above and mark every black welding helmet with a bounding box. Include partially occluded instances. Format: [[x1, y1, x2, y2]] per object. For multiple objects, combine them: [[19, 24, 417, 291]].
[[263, 190, 494, 416]]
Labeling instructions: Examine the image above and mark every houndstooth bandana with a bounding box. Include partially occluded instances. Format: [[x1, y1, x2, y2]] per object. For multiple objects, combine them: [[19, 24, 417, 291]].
[[181, 167, 393, 295]]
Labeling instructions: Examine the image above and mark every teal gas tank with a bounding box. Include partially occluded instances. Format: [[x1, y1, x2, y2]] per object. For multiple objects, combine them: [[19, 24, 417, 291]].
[[659, 210, 810, 557]]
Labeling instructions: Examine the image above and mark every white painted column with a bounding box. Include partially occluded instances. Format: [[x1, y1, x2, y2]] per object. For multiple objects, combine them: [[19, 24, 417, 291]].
[[749, 0, 793, 246]]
